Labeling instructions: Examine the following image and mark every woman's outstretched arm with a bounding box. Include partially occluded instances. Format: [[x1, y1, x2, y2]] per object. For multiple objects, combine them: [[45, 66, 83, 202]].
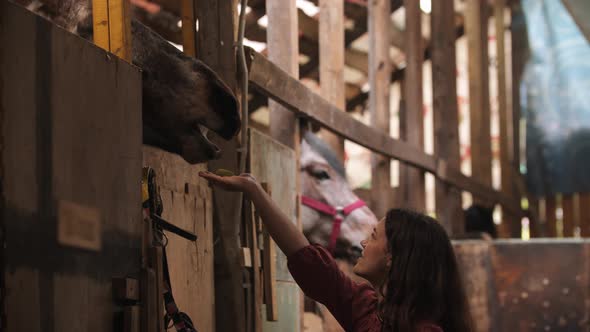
[[198, 172, 309, 256]]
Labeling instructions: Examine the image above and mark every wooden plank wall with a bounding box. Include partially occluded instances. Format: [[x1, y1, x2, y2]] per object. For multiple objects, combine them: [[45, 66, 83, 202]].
[[368, 0, 392, 218], [248, 129, 300, 332], [142, 147, 215, 331], [2, 3, 142, 331], [431, 0, 463, 235]]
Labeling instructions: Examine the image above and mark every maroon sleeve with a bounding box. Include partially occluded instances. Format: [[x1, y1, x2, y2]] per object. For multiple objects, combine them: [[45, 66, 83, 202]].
[[287, 244, 379, 331]]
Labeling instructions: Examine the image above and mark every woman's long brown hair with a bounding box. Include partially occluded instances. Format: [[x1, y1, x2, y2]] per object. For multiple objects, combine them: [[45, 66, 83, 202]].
[[379, 209, 473, 332]]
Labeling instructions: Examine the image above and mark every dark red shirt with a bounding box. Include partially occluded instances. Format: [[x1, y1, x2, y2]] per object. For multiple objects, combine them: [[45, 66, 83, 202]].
[[287, 244, 443, 332]]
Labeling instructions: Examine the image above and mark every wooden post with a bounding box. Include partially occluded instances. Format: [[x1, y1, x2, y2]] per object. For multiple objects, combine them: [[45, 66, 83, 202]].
[[246, 199, 262, 332], [510, 0, 527, 218], [92, 0, 132, 62], [527, 197, 540, 238], [92, 0, 110, 51], [431, 0, 462, 235], [369, 0, 392, 218], [318, 0, 345, 162], [108, 0, 132, 61], [265, 1, 303, 328], [546, 196, 557, 237], [266, 0, 299, 149], [0, 4, 5, 327], [580, 193, 590, 237], [196, 1, 245, 331], [495, 0, 518, 238], [562, 194, 575, 237], [466, 0, 492, 204], [181, 0, 196, 57], [402, 0, 425, 212]]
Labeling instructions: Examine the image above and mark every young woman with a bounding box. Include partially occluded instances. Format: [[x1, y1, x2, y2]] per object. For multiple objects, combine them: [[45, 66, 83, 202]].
[[199, 171, 473, 332]]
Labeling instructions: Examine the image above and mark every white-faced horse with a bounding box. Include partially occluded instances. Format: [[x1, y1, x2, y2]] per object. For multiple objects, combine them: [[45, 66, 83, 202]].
[[300, 131, 378, 261], [301, 132, 378, 331]]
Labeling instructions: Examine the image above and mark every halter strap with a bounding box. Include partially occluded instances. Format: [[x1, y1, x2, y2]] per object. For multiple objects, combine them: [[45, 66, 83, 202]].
[[301, 196, 366, 253]]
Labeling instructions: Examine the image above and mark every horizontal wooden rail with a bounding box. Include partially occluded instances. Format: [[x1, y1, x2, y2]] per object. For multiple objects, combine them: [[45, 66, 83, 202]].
[[246, 48, 522, 216], [247, 48, 436, 172]]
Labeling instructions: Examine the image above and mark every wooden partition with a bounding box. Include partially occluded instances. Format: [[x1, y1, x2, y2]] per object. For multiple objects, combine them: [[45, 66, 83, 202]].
[[2, 3, 142, 330], [142, 147, 215, 331], [248, 129, 299, 332]]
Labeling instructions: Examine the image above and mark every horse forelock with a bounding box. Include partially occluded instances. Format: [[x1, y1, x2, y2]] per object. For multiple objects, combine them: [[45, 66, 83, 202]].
[[303, 132, 346, 178]]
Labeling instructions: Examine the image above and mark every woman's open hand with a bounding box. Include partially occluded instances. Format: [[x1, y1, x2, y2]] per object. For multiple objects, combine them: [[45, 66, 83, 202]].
[[198, 171, 258, 195]]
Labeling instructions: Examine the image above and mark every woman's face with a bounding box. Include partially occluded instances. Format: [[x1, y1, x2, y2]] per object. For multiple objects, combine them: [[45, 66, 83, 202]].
[[353, 218, 391, 286]]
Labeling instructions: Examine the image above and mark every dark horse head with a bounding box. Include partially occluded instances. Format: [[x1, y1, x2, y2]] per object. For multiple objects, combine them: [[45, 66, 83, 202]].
[[27, 0, 241, 164]]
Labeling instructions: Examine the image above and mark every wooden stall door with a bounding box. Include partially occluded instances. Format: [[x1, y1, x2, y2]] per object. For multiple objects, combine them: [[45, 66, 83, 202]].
[[142, 147, 215, 331], [2, 3, 142, 331]]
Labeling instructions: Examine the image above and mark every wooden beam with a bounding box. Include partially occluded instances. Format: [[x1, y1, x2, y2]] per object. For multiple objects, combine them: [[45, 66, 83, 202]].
[[580, 193, 590, 237], [562, 194, 575, 237], [92, 0, 111, 51], [432, 0, 462, 234], [266, 0, 299, 148], [344, 48, 369, 74], [402, 0, 425, 211], [181, 0, 196, 56], [318, 0, 345, 162], [510, 1, 527, 204], [466, 0, 492, 203], [495, 0, 518, 238], [545, 196, 557, 237], [93, 0, 132, 61], [108, 0, 133, 61], [196, 1, 245, 331], [368, 0, 392, 218], [247, 49, 521, 214]]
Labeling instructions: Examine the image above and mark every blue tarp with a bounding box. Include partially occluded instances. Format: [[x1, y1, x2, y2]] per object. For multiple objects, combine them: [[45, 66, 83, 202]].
[[521, 0, 590, 196]]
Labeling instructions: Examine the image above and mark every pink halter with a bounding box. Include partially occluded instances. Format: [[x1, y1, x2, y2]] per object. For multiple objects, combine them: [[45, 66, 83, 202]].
[[301, 196, 366, 253]]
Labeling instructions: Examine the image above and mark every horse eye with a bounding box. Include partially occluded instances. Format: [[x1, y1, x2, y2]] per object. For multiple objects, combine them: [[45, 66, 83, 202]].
[[312, 170, 330, 180]]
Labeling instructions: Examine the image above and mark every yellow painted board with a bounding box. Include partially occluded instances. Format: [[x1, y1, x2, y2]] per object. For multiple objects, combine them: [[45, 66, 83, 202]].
[[108, 0, 132, 61], [92, 0, 110, 51]]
